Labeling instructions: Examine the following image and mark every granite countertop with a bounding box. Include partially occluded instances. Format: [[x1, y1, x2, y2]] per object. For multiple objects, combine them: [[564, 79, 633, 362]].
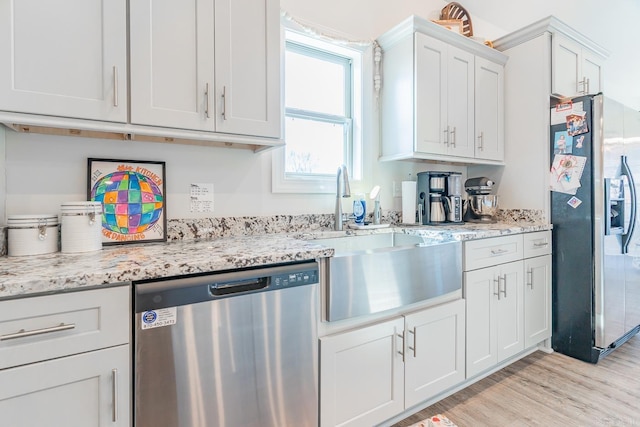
[[0, 221, 551, 300]]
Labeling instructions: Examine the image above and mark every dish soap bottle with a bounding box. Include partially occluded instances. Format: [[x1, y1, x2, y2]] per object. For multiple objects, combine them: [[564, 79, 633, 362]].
[[353, 193, 366, 224]]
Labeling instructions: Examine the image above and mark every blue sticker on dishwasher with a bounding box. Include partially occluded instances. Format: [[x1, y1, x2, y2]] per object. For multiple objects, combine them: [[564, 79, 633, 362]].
[[141, 307, 177, 330]]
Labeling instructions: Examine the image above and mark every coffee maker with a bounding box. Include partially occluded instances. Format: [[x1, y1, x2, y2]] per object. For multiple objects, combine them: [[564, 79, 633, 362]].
[[463, 177, 499, 223], [416, 171, 464, 225]]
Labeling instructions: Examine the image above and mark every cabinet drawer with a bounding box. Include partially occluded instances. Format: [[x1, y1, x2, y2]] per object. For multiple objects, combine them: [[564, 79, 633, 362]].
[[464, 235, 523, 271], [523, 231, 552, 258], [0, 285, 130, 370]]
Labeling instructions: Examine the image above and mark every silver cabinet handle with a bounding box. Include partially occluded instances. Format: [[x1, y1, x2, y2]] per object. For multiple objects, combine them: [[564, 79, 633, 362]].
[[533, 241, 549, 248], [112, 368, 118, 422], [477, 131, 484, 150], [527, 268, 533, 288], [500, 274, 507, 298], [578, 77, 590, 95], [493, 277, 501, 300], [490, 248, 508, 256], [222, 86, 227, 120], [443, 127, 449, 146], [113, 66, 118, 107], [204, 83, 211, 118], [0, 323, 76, 341], [396, 332, 405, 362], [407, 327, 417, 357], [450, 126, 456, 148]]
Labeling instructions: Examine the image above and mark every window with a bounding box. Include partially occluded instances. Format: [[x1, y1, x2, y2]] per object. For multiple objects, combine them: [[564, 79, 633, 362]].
[[272, 29, 364, 193]]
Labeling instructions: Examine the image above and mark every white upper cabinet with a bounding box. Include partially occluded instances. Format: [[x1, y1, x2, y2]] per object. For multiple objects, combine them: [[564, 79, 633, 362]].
[[130, 0, 281, 139], [415, 34, 448, 156], [446, 45, 475, 158], [475, 57, 504, 161], [0, 0, 127, 122], [378, 16, 507, 166], [552, 32, 604, 98], [415, 34, 474, 158], [214, 0, 281, 138], [130, 0, 215, 131]]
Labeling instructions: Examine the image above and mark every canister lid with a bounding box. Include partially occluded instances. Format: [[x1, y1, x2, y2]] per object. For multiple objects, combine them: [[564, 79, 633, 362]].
[[7, 214, 58, 227], [61, 201, 103, 214]]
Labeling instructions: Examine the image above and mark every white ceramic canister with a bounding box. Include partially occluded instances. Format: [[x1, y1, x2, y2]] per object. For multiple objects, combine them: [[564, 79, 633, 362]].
[[7, 214, 59, 256], [60, 201, 103, 253]]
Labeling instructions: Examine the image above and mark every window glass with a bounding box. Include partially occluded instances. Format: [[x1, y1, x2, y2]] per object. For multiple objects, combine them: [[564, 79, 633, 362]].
[[285, 47, 346, 116], [284, 116, 347, 175]]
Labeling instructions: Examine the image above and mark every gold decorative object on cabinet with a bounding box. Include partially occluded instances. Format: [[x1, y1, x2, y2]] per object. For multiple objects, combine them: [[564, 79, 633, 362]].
[[440, 2, 473, 37]]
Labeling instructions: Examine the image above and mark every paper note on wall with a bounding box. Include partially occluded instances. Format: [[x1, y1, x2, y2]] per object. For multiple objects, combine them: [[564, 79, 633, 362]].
[[190, 183, 215, 212]]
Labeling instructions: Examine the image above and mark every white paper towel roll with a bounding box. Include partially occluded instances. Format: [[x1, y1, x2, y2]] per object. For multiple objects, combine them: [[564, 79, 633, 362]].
[[401, 181, 417, 224]]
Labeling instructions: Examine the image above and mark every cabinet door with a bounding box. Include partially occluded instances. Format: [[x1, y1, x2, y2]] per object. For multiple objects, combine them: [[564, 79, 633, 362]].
[[496, 260, 525, 362], [524, 255, 552, 347], [415, 32, 448, 155], [404, 299, 465, 407], [582, 49, 604, 94], [130, 0, 215, 130], [214, 0, 281, 138], [446, 46, 475, 158], [464, 268, 497, 378], [0, 345, 130, 427], [551, 33, 581, 97], [474, 57, 504, 161], [0, 0, 127, 122], [320, 318, 404, 427]]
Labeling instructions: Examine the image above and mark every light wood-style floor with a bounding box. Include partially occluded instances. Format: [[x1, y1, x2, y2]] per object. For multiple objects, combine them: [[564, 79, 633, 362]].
[[394, 335, 640, 427]]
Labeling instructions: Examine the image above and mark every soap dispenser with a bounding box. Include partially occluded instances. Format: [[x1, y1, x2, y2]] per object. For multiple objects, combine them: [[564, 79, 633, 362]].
[[353, 194, 366, 224]]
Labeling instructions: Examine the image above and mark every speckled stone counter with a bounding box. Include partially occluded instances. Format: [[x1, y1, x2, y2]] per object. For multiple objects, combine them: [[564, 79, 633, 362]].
[[0, 235, 334, 300], [0, 217, 550, 300]]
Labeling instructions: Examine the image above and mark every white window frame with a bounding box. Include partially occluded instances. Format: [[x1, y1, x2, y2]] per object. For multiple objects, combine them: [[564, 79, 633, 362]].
[[272, 26, 365, 194]]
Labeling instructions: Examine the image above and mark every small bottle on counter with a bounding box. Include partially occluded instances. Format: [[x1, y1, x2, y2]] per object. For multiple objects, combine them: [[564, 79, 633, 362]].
[[353, 194, 366, 224]]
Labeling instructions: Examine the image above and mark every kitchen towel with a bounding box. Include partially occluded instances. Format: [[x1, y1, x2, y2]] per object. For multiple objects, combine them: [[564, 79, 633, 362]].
[[401, 181, 417, 224]]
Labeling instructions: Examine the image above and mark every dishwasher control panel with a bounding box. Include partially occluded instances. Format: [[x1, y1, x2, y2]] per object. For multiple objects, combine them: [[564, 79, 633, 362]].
[[272, 267, 319, 289]]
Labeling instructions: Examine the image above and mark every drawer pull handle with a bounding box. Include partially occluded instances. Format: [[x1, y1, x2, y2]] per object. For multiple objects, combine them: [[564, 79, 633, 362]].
[[490, 248, 508, 256], [533, 242, 549, 248], [0, 323, 76, 341]]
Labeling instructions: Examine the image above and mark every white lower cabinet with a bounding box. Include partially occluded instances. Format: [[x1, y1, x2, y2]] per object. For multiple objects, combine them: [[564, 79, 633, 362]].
[[465, 260, 524, 378], [320, 299, 465, 427], [0, 345, 129, 427], [0, 286, 130, 427], [524, 254, 552, 347], [464, 232, 551, 379]]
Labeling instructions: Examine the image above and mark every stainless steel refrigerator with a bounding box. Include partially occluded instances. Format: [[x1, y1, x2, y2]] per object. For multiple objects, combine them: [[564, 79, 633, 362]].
[[551, 93, 640, 363]]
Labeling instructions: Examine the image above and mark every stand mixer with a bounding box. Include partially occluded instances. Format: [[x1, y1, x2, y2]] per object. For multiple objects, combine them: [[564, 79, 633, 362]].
[[463, 177, 499, 223]]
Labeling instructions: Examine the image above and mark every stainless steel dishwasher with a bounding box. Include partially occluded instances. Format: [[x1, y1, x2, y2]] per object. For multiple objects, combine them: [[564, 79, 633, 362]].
[[134, 261, 319, 427]]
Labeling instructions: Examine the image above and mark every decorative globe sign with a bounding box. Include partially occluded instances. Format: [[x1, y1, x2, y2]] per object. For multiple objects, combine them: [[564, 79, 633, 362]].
[[89, 159, 166, 244]]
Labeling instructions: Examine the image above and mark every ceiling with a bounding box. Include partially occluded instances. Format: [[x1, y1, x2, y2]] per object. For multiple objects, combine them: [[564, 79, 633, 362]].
[[460, 0, 640, 110]]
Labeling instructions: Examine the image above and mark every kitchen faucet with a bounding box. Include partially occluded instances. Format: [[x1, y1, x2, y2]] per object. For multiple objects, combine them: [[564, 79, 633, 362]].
[[334, 164, 351, 230]]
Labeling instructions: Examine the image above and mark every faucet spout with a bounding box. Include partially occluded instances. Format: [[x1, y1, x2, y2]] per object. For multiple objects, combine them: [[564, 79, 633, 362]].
[[335, 165, 351, 230]]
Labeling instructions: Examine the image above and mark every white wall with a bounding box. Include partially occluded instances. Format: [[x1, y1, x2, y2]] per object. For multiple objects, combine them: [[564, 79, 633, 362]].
[[3, 0, 503, 222]]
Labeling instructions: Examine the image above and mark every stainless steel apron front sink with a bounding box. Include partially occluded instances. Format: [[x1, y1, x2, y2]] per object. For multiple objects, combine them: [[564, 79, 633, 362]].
[[312, 233, 462, 321]]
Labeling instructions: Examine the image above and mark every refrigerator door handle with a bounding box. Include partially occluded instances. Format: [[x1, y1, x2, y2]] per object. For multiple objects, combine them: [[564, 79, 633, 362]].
[[621, 155, 637, 254]]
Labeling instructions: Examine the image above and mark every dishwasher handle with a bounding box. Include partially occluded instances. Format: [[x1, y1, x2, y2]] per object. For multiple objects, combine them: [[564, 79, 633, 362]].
[[210, 277, 268, 296]]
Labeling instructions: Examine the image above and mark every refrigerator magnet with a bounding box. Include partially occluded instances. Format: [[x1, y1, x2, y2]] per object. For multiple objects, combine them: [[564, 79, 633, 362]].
[[567, 112, 589, 136], [575, 135, 585, 149], [567, 196, 582, 209]]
